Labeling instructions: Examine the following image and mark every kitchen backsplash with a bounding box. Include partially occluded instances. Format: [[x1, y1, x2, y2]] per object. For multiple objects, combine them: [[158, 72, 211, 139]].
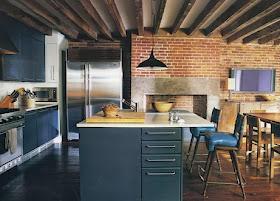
[[0, 81, 58, 106]]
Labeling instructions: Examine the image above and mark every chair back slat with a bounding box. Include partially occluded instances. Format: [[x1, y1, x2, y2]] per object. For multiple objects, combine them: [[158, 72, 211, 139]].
[[247, 116, 258, 127], [210, 108, 221, 125], [272, 123, 280, 137], [234, 114, 246, 150]]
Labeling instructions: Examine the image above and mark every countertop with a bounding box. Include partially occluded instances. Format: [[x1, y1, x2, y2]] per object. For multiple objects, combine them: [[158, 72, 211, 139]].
[[77, 112, 214, 128], [17, 102, 58, 112]]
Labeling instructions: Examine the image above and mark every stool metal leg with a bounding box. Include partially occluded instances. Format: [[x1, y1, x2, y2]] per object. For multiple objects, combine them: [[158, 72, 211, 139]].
[[229, 150, 240, 185], [232, 150, 246, 199], [203, 150, 216, 197], [186, 135, 195, 162], [190, 135, 201, 172]]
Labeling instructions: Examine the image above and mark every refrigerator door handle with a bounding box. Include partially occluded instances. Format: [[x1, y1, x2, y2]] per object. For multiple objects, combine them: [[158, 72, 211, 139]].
[[84, 64, 90, 118]]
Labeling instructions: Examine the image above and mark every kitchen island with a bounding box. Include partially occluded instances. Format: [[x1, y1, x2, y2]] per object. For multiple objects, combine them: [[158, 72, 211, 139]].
[[77, 112, 213, 201]]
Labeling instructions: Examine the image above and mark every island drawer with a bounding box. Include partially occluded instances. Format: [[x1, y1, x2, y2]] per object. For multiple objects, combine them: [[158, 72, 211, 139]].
[[142, 141, 181, 154], [142, 154, 181, 167], [142, 128, 181, 141], [142, 167, 181, 201]]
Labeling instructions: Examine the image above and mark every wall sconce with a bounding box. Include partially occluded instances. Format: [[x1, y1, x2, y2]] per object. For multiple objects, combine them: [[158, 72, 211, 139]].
[[226, 78, 235, 102]]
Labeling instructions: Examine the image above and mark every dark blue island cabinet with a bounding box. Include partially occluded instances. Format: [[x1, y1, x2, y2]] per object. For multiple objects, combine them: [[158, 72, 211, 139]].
[[79, 127, 183, 201]]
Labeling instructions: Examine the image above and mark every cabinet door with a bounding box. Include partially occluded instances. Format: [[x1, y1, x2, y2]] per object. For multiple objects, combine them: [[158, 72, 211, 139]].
[[261, 102, 280, 112], [45, 43, 58, 83], [1, 32, 21, 81], [23, 111, 37, 155], [33, 39, 45, 82], [142, 168, 181, 201], [37, 108, 49, 146], [20, 33, 34, 82], [48, 106, 59, 140], [79, 128, 141, 201]]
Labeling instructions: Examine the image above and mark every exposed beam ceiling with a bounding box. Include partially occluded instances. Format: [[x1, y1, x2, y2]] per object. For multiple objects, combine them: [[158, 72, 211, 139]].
[[1, 0, 280, 45]]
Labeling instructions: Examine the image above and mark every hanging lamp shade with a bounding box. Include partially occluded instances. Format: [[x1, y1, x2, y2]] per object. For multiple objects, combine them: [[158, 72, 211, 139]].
[[137, 49, 168, 70]]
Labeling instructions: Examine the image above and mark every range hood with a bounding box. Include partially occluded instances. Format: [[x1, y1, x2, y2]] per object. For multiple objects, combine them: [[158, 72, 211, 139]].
[[0, 31, 19, 54]]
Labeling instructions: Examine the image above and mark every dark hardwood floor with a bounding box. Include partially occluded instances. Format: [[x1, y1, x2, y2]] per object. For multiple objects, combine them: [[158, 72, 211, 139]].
[[0, 141, 280, 201]]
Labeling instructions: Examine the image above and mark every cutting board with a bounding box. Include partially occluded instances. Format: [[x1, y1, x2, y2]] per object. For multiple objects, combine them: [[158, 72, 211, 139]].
[[86, 111, 145, 123]]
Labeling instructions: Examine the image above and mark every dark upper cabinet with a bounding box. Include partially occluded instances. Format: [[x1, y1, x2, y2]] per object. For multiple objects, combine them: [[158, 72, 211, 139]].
[[0, 13, 45, 82], [33, 39, 45, 82]]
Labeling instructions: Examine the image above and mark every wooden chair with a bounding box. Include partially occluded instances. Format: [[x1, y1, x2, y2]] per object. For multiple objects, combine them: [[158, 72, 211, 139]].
[[202, 114, 246, 198], [250, 110, 270, 134], [246, 115, 271, 169], [269, 123, 280, 179]]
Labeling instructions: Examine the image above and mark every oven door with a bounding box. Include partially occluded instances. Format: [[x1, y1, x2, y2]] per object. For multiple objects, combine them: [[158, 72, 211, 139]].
[[0, 126, 23, 167]]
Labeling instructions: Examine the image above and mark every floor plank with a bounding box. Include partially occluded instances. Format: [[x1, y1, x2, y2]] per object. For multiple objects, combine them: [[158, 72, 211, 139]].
[[0, 141, 280, 201]]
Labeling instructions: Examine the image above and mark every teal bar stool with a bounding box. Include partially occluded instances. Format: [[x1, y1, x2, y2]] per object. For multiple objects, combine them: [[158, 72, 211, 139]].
[[186, 108, 222, 172], [202, 114, 246, 199]]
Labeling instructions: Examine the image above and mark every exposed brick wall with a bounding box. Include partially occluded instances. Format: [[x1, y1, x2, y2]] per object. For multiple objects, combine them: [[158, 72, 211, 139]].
[[131, 34, 280, 102]]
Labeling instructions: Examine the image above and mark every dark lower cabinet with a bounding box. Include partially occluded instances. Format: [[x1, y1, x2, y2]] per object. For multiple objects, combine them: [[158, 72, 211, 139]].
[[37, 108, 49, 146], [142, 168, 181, 201], [48, 106, 59, 140], [23, 106, 59, 154], [23, 111, 37, 155], [79, 127, 183, 201], [79, 128, 141, 201]]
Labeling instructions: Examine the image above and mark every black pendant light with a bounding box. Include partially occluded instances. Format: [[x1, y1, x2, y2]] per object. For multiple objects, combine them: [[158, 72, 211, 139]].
[[137, 49, 167, 70], [136, 0, 167, 70]]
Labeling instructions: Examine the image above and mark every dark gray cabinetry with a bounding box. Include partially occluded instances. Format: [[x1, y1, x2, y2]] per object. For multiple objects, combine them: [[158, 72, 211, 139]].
[[79, 127, 183, 201], [23, 106, 59, 154], [141, 128, 182, 201], [23, 111, 37, 155], [0, 13, 45, 82], [37, 108, 49, 146], [79, 128, 141, 201]]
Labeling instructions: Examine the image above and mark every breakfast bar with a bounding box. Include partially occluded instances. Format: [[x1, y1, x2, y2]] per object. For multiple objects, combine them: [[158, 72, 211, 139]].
[[77, 112, 213, 201]]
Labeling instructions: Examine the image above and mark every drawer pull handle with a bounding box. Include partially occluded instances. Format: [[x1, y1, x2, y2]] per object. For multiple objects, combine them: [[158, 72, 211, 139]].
[[146, 145, 176, 148], [146, 159, 176, 162], [146, 172, 176, 176], [146, 132, 176, 135]]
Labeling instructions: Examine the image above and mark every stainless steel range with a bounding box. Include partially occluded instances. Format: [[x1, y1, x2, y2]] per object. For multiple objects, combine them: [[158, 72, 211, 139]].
[[0, 108, 25, 174]]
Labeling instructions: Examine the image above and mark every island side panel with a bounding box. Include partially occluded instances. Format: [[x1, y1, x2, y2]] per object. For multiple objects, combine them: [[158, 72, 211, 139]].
[[79, 127, 141, 201]]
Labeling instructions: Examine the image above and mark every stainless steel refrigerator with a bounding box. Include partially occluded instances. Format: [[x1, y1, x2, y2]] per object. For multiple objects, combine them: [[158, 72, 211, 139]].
[[66, 61, 123, 140]]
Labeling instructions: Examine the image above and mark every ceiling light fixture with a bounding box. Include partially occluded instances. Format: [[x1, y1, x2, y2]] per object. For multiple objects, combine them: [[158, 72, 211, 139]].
[[136, 0, 167, 70]]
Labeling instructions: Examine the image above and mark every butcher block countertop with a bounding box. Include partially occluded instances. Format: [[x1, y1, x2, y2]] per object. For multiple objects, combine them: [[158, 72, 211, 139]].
[[86, 111, 145, 123], [77, 111, 214, 128]]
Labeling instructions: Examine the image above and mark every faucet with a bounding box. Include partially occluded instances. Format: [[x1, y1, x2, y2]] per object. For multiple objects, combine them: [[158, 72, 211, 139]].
[[122, 99, 138, 112]]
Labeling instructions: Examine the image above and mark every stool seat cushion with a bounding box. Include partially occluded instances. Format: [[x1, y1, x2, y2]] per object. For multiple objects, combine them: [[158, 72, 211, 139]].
[[190, 127, 216, 138], [205, 132, 238, 152]]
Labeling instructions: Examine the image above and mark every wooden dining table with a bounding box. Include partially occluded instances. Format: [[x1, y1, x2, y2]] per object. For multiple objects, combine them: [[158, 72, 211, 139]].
[[243, 113, 280, 163], [244, 113, 280, 124]]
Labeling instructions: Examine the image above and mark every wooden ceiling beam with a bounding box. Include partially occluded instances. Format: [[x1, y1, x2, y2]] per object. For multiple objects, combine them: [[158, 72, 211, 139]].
[[17, 0, 79, 39], [221, 0, 280, 37], [0, 1, 52, 35], [154, 0, 167, 34], [274, 39, 280, 45], [79, 0, 112, 40], [258, 30, 280, 44], [203, 0, 254, 36], [186, 0, 225, 35], [227, 7, 280, 43], [243, 21, 280, 43], [46, 0, 97, 40], [171, 0, 195, 34], [134, 0, 144, 36], [104, 0, 126, 37]]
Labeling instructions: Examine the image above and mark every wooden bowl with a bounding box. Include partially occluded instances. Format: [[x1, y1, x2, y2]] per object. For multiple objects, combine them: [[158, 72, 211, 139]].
[[102, 107, 119, 117], [152, 101, 175, 113], [261, 95, 276, 101]]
